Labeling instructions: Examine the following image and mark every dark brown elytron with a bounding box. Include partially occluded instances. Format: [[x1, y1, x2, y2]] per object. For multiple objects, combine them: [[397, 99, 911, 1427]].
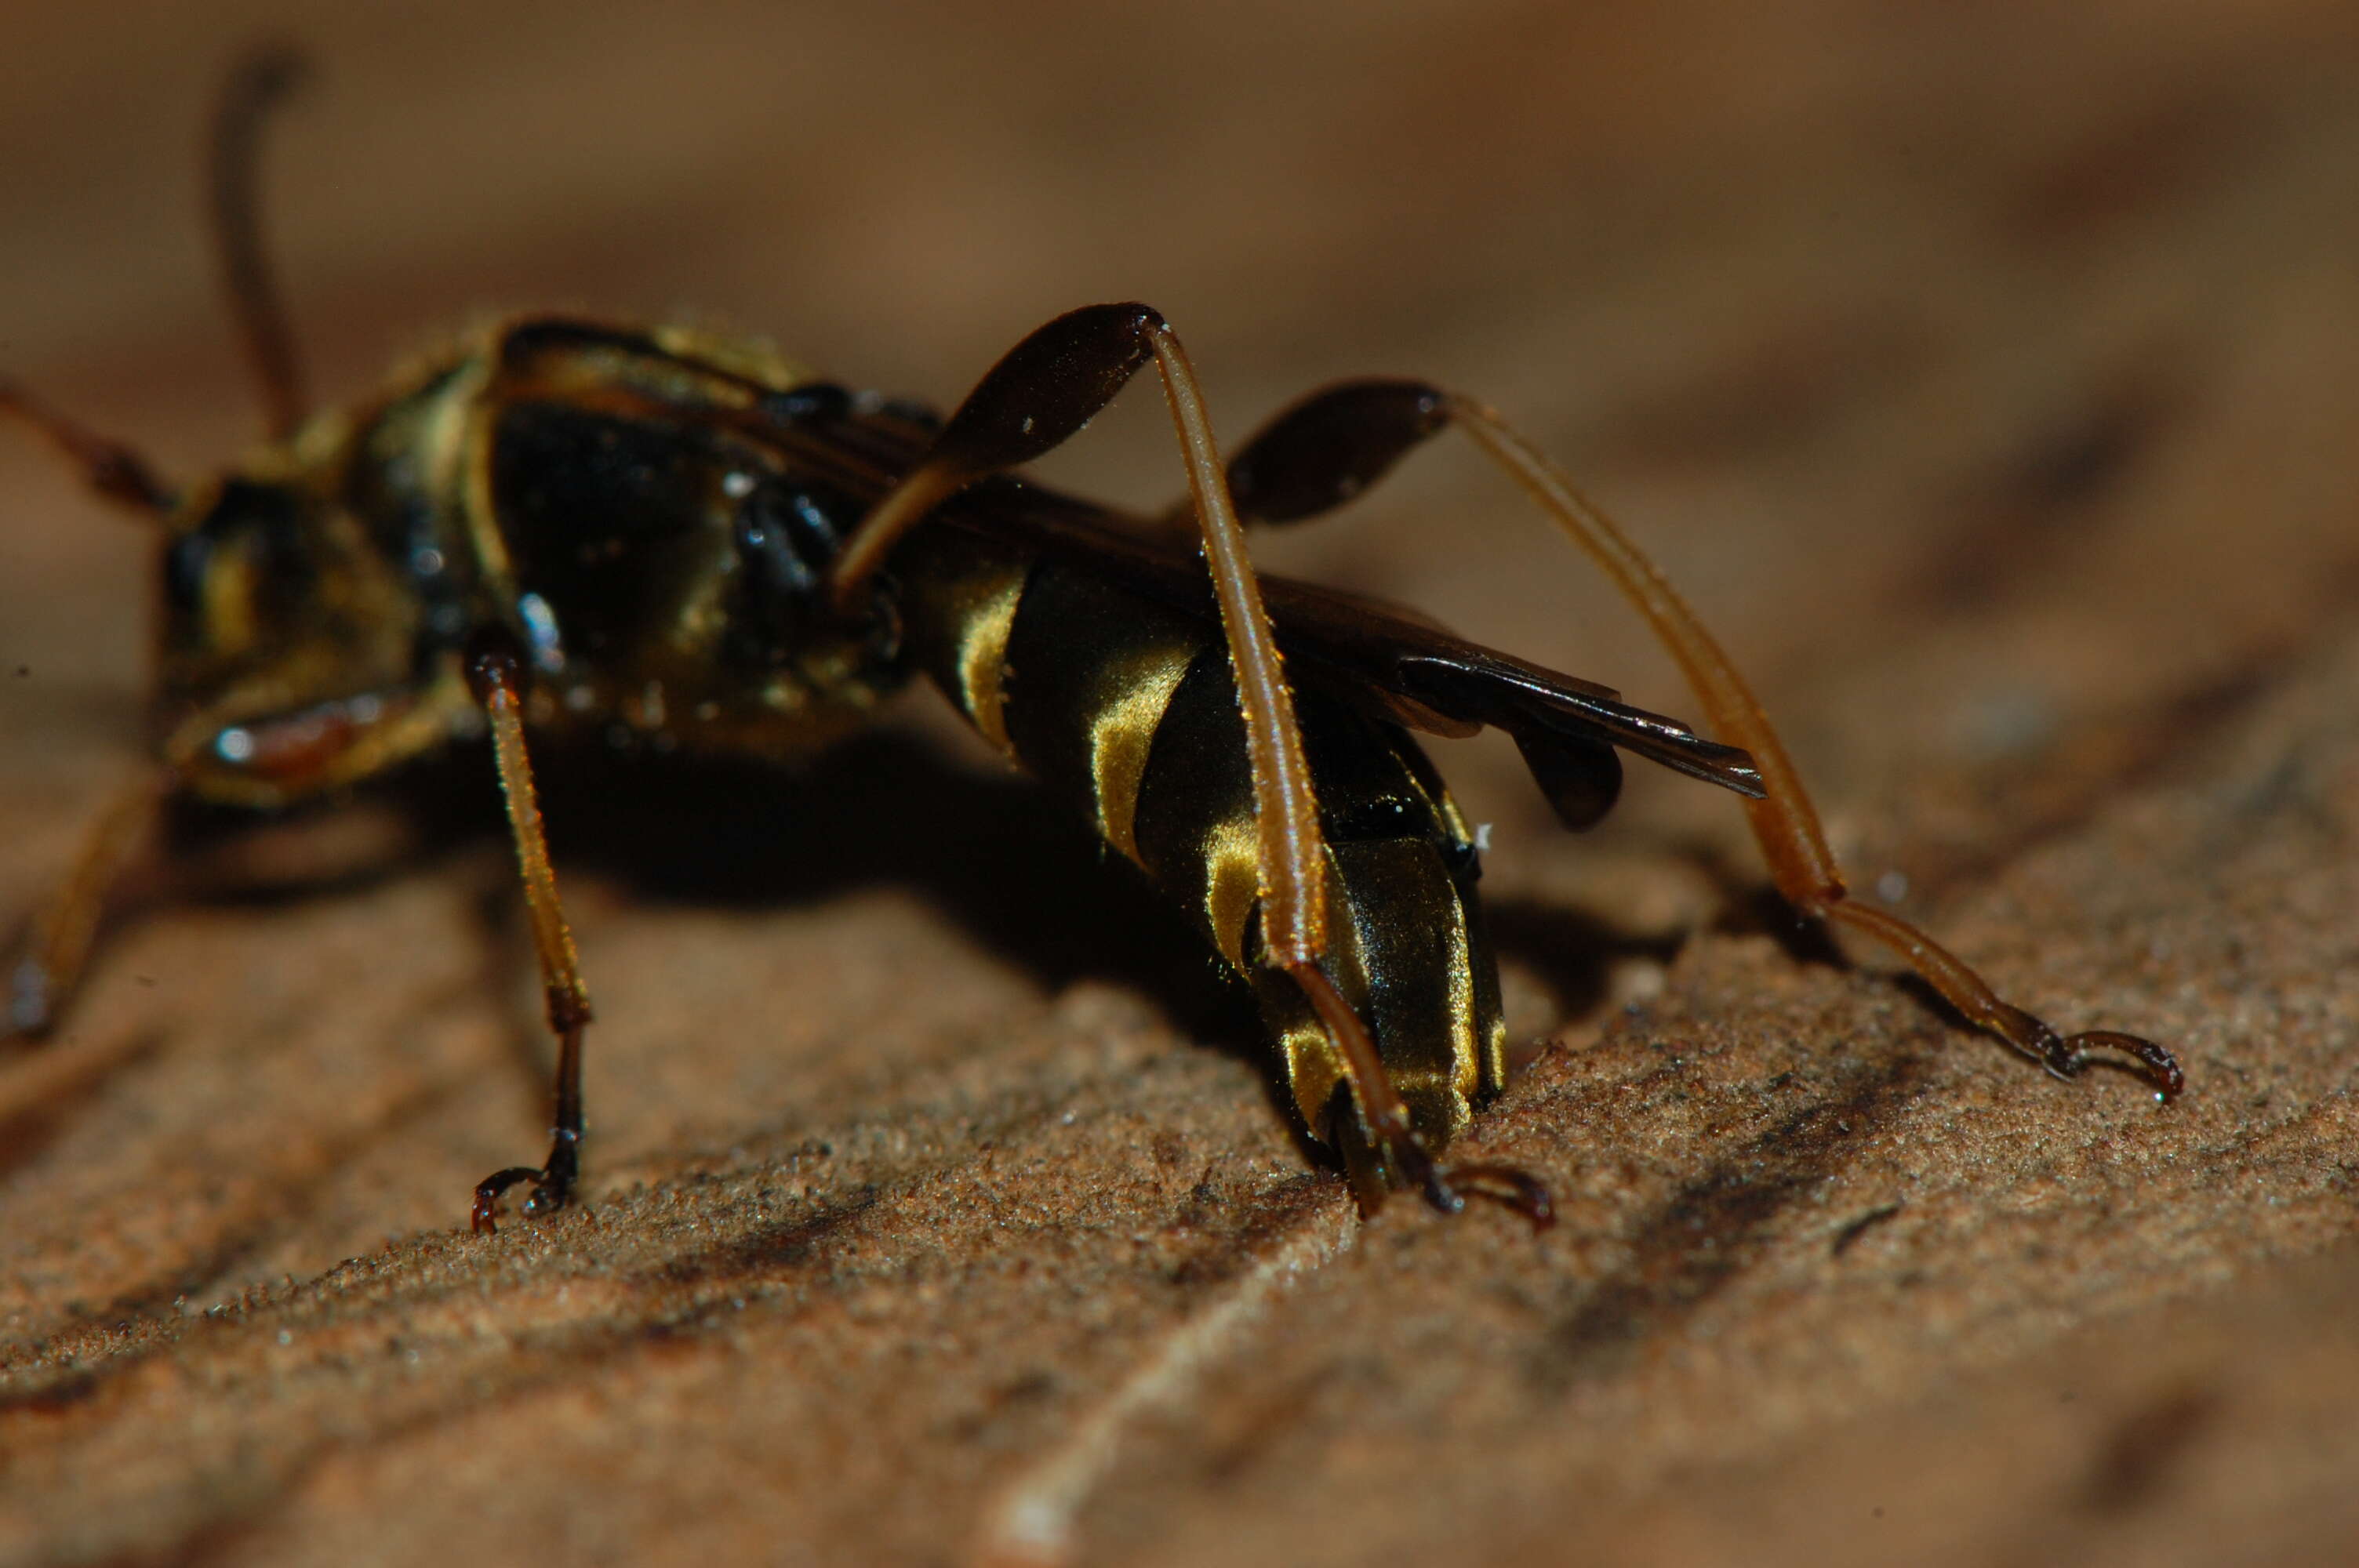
[[2, 52, 2181, 1232]]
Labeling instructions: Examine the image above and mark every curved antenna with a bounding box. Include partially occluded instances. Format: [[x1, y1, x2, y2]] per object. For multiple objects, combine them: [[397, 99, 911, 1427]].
[[208, 42, 311, 441], [0, 383, 172, 516]]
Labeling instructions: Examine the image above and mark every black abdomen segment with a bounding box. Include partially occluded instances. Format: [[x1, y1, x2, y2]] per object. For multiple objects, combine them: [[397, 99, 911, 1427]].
[[897, 524, 1509, 1183]]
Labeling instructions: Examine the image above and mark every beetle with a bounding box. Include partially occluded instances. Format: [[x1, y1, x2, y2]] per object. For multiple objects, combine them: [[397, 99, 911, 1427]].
[[1, 49, 2179, 1232]]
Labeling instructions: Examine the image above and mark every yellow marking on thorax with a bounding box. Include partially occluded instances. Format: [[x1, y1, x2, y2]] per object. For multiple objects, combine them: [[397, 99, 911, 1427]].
[[434, 356, 514, 589], [647, 323, 816, 393]]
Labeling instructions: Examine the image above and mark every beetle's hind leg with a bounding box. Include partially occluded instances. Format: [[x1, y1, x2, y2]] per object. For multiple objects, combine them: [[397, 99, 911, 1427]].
[[834, 306, 1551, 1226], [463, 633, 593, 1233], [1448, 397, 2181, 1098], [1216, 379, 2181, 1098]]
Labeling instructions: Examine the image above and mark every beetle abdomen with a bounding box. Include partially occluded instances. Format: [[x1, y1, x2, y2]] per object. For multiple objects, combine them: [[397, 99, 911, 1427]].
[[897, 524, 1509, 1190]]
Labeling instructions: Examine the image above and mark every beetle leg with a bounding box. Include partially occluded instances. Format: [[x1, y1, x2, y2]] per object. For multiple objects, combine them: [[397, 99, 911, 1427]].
[[6, 768, 173, 1038], [1219, 377, 2179, 1098], [5, 673, 453, 1044], [1439, 1163, 1556, 1230], [1444, 397, 2180, 1097], [835, 306, 1516, 1215], [463, 632, 593, 1233]]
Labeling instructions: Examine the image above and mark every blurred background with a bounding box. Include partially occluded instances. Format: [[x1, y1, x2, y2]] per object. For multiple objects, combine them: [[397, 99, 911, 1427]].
[[6, 0, 2357, 891], [4, 4, 2359, 1565], [6, 0, 2356, 789]]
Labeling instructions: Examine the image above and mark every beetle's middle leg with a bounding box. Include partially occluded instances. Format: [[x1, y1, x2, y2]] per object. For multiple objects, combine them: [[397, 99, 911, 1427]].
[[834, 305, 1548, 1225], [1212, 379, 2182, 1098], [462, 632, 593, 1233]]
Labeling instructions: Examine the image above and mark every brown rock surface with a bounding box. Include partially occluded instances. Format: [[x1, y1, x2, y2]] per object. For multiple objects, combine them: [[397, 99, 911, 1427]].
[[3, 4, 2357, 1564]]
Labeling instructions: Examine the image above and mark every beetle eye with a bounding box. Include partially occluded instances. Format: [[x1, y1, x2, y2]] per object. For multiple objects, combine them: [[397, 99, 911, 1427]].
[[162, 530, 211, 615]]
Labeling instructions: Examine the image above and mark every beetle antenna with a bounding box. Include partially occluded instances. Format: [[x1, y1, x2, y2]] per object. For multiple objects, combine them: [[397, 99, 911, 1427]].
[[209, 41, 311, 441], [0, 383, 173, 517]]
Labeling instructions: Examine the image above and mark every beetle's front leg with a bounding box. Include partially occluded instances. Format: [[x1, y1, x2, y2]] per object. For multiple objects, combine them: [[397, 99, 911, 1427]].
[[5, 768, 174, 1039], [2, 379, 180, 1037], [463, 631, 593, 1232]]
